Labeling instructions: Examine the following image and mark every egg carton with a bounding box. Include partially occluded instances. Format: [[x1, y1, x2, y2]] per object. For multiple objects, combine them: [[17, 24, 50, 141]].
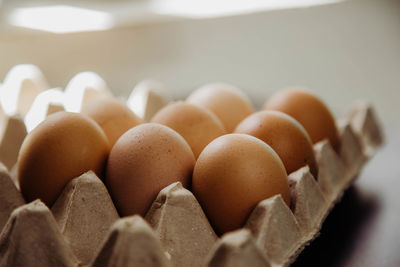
[[0, 66, 170, 184], [0, 100, 383, 267]]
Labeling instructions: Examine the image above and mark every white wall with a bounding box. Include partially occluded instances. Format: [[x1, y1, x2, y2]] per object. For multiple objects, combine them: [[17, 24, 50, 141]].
[[1, 0, 399, 127]]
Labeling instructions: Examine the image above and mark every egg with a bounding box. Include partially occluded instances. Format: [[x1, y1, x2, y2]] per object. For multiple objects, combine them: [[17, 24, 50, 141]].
[[192, 133, 290, 234], [263, 88, 340, 150], [186, 83, 254, 132], [106, 123, 195, 217], [18, 112, 109, 206], [235, 110, 318, 177], [151, 102, 227, 158], [81, 97, 142, 147]]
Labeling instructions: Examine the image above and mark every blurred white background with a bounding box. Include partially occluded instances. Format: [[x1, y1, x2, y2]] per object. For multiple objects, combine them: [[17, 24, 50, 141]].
[[0, 0, 399, 128]]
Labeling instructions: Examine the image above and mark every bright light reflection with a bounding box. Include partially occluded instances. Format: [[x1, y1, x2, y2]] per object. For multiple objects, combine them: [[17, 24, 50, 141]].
[[0, 64, 48, 116], [24, 88, 65, 132], [8, 5, 114, 33], [64, 72, 112, 112], [151, 0, 343, 18], [127, 80, 165, 120]]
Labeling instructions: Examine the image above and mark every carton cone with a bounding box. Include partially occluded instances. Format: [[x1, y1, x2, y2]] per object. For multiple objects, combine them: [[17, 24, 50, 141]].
[[245, 195, 302, 265], [52, 171, 119, 265], [205, 229, 271, 267], [314, 141, 347, 201], [0, 115, 27, 171], [146, 182, 218, 267], [0, 163, 25, 230], [348, 102, 384, 156], [0, 200, 78, 267], [91, 215, 172, 267], [339, 124, 366, 177], [288, 167, 328, 234]]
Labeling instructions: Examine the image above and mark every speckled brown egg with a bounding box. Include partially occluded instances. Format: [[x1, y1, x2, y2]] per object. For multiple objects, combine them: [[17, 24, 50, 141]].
[[263, 88, 340, 150], [192, 133, 290, 234], [18, 112, 109, 206], [235, 110, 318, 177], [106, 123, 195, 216], [151, 101, 227, 158], [81, 97, 142, 147], [186, 83, 254, 132]]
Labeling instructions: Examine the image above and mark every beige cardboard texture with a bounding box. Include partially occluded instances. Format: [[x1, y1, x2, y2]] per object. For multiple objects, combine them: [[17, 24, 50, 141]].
[[0, 115, 27, 171], [205, 229, 271, 267], [0, 163, 25, 230], [0, 200, 78, 267], [289, 167, 328, 235], [348, 102, 384, 156], [127, 80, 168, 122], [245, 195, 302, 265], [314, 140, 347, 202], [47, 103, 65, 116], [339, 124, 366, 177], [51, 171, 119, 265], [0, 101, 384, 267], [91, 215, 172, 267], [145, 182, 218, 267]]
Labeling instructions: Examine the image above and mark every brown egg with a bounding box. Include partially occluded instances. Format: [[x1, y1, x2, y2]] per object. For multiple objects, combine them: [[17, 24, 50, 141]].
[[18, 112, 109, 206], [263, 88, 340, 150], [235, 110, 318, 177], [106, 123, 195, 216], [192, 133, 290, 234], [151, 102, 227, 158], [186, 83, 254, 132], [81, 97, 142, 147]]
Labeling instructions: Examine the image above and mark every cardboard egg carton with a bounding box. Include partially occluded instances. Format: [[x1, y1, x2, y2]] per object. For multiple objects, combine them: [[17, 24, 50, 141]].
[[0, 64, 48, 172], [0, 65, 168, 176], [0, 64, 49, 117], [0, 64, 168, 128], [0, 101, 383, 267], [127, 80, 169, 122], [0, 115, 27, 173]]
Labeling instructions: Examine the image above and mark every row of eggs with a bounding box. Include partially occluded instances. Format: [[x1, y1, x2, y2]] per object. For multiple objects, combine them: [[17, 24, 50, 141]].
[[1, 64, 339, 235]]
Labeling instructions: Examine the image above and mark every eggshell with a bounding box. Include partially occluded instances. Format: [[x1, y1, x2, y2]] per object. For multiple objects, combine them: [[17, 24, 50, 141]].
[[263, 88, 340, 150], [192, 133, 290, 234], [186, 83, 254, 132], [81, 97, 142, 147], [235, 110, 318, 177], [106, 123, 195, 217], [18, 112, 109, 207], [151, 102, 227, 158]]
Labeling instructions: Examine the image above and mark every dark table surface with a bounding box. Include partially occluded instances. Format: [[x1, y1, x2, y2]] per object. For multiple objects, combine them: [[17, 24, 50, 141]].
[[293, 128, 400, 267]]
